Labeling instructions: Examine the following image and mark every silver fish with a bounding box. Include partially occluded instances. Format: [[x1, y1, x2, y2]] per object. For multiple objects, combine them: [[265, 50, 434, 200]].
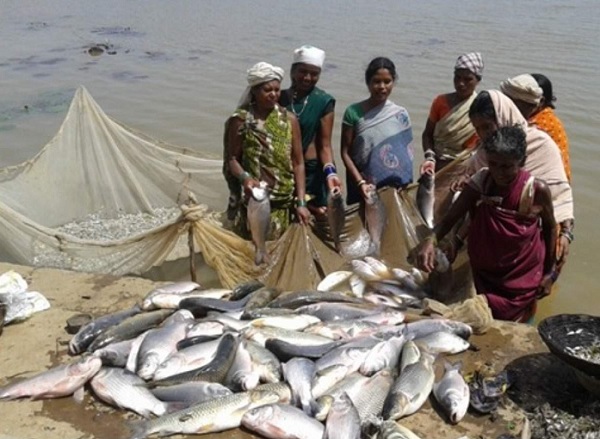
[[350, 368, 394, 425], [136, 318, 190, 380], [324, 392, 361, 439], [153, 336, 223, 381], [93, 338, 134, 367], [311, 364, 350, 399], [413, 331, 471, 355], [141, 282, 201, 310], [416, 171, 435, 229], [317, 271, 353, 292], [247, 182, 271, 265], [241, 403, 324, 439], [403, 319, 472, 340], [282, 357, 316, 415], [351, 259, 382, 282], [251, 314, 320, 331], [433, 361, 470, 424], [68, 306, 141, 355], [296, 302, 383, 322], [129, 388, 279, 439], [150, 382, 232, 406], [399, 340, 421, 372], [364, 185, 386, 255], [327, 186, 346, 252], [226, 341, 260, 391], [378, 420, 423, 439], [0, 355, 102, 400], [126, 331, 150, 373], [90, 367, 169, 418], [360, 335, 406, 376], [245, 340, 282, 384], [382, 352, 435, 420], [244, 326, 333, 347]]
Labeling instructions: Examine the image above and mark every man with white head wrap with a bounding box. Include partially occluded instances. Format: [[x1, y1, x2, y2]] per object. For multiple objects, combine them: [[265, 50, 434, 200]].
[[224, 62, 310, 261], [499, 73, 543, 119], [420, 52, 484, 174], [279, 45, 340, 217]]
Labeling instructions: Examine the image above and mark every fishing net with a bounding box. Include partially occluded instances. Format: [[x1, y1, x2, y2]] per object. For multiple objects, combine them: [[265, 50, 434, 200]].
[[0, 86, 472, 292]]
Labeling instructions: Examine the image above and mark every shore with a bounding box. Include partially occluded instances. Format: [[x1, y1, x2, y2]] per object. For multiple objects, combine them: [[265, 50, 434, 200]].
[[0, 261, 594, 439]]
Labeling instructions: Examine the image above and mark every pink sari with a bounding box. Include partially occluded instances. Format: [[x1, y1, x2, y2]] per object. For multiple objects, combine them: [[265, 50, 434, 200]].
[[467, 169, 545, 321]]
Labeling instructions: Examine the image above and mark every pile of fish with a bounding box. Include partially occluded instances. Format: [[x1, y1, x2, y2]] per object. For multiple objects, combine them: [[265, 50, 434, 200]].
[[0, 257, 478, 439]]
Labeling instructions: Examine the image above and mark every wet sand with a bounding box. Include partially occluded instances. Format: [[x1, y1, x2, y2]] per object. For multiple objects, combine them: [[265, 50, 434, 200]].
[[0, 261, 589, 439]]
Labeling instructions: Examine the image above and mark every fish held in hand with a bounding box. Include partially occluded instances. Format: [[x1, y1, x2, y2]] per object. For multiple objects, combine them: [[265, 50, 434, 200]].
[[416, 171, 435, 229], [247, 182, 271, 265], [327, 186, 346, 252], [364, 185, 386, 256]]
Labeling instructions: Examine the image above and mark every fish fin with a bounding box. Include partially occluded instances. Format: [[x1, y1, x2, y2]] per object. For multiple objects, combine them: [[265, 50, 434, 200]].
[[126, 419, 149, 439], [72, 386, 85, 404]]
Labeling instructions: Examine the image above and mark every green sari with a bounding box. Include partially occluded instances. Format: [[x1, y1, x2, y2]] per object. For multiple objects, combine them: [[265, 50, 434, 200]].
[[232, 104, 295, 240], [281, 87, 335, 207]]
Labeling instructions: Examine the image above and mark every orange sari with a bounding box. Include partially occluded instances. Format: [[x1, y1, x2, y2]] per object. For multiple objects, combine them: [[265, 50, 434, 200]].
[[530, 107, 571, 182]]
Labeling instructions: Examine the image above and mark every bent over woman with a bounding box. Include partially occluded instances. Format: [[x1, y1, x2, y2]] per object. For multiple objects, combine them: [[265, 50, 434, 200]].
[[416, 126, 557, 322]]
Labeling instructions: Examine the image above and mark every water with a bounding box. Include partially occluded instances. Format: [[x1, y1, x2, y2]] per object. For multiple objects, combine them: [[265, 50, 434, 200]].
[[0, 0, 598, 320]]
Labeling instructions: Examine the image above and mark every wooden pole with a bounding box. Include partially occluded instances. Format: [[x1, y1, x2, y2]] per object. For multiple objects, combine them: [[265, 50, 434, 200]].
[[188, 224, 197, 283]]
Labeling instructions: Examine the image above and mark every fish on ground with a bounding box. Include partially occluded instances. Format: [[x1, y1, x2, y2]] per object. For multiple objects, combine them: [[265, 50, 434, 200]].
[[432, 360, 470, 424], [241, 403, 325, 439], [0, 355, 102, 401]]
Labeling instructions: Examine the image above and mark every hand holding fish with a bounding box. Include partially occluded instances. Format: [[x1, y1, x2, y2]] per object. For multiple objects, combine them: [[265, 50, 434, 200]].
[[415, 236, 437, 273], [295, 206, 310, 225], [419, 160, 435, 176], [326, 174, 342, 191], [242, 177, 260, 198]]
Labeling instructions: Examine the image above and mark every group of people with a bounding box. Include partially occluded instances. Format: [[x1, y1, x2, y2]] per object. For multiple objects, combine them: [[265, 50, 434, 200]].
[[221, 45, 574, 324]]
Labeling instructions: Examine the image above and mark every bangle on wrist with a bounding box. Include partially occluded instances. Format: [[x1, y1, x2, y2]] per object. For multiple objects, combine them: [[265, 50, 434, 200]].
[[357, 179, 367, 187], [296, 198, 307, 208], [326, 172, 338, 181], [424, 234, 437, 245], [323, 162, 336, 172], [323, 166, 337, 179], [238, 171, 251, 183], [424, 150, 436, 161], [560, 230, 574, 243]]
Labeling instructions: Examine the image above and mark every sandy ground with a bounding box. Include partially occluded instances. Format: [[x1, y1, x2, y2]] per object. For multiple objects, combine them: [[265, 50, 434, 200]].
[[0, 261, 585, 439]]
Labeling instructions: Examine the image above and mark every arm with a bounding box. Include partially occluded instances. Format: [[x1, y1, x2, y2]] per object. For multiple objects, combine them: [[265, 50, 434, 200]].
[[420, 118, 436, 175], [227, 117, 259, 196], [341, 122, 369, 200], [317, 111, 341, 190], [535, 180, 558, 298], [416, 184, 479, 272], [289, 113, 310, 224], [556, 218, 573, 271]]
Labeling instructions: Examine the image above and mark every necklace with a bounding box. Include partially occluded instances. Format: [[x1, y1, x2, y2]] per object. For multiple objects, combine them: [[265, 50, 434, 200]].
[[291, 91, 309, 117]]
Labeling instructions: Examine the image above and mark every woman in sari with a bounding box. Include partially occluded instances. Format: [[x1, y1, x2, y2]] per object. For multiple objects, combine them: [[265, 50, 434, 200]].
[[420, 52, 483, 174], [341, 57, 414, 205], [279, 45, 340, 216], [500, 73, 571, 182], [465, 90, 574, 273], [226, 62, 310, 242], [416, 126, 557, 322]]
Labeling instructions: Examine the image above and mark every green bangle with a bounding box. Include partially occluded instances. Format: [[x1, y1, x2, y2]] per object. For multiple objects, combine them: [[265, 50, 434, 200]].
[[296, 198, 307, 208], [238, 171, 251, 183]]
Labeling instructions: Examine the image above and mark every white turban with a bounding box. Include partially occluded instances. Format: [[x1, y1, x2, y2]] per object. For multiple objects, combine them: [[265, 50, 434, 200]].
[[292, 45, 325, 68], [238, 62, 284, 107], [246, 62, 284, 87], [499, 74, 543, 105]]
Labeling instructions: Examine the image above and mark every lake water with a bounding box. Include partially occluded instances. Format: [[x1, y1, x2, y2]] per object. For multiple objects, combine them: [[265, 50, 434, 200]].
[[1, 0, 598, 320]]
